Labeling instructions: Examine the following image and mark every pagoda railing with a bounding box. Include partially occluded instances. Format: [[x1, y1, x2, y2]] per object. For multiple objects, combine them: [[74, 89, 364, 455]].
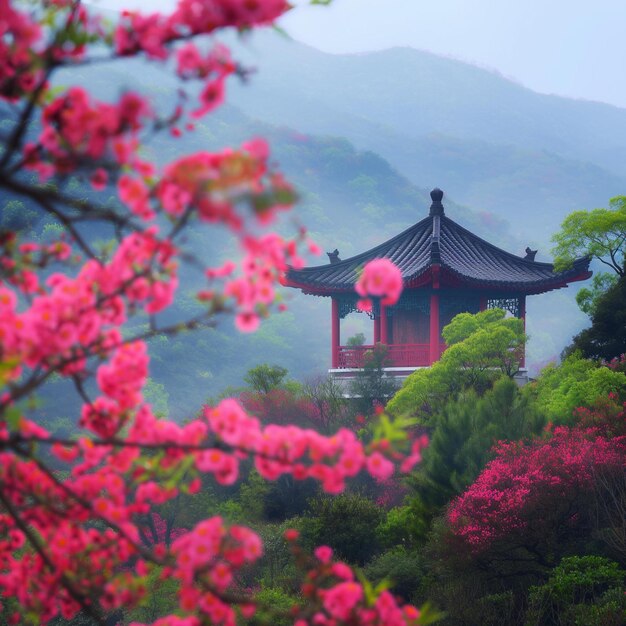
[[336, 344, 446, 369]]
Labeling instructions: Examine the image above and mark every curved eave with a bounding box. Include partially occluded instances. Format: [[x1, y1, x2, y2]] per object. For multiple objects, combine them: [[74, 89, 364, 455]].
[[284, 266, 435, 295], [436, 263, 592, 294], [285, 216, 433, 292], [286, 260, 591, 295], [285, 209, 593, 296]]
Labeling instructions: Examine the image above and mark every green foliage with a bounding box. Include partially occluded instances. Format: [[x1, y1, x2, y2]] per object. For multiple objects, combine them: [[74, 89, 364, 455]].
[[441, 310, 525, 379], [40, 222, 65, 244], [264, 475, 319, 522], [552, 197, 626, 276], [376, 506, 419, 549], [575, 273, 618, 316], [346, 332, 366, 347], [349, 344, 398, 416], [126, 566, 179, 624], [408, 377, 544, 540], [244, 363, 289, 393], [249, 587, 297, 626], [249, 519, 303, 593], [300, 493, 385, 565], [529, 354, 626, 424], [566, 274, 626, 361], [302, 375, 349, 434], [238, 470, 272, 522], [525, 556, 626, 626], [388, 309, 525, 418], [364, 547, 425, 602]]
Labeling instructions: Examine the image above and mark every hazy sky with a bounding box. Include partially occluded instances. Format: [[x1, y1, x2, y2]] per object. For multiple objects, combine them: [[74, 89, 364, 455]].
[[88, 0, 626, 109]]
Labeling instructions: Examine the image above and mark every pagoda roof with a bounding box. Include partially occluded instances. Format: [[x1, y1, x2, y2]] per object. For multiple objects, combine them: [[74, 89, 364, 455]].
[[286, 189, 592, 296]]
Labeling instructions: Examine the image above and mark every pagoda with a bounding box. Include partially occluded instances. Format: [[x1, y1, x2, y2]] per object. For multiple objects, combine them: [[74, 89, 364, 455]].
[[286, 189, 592, 377]]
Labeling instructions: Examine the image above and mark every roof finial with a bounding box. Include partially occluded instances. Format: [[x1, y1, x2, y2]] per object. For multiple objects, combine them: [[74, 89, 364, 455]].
[[429, 188, 444, 217], [327, 249, 341, 264], [524, 246, 537, 261]]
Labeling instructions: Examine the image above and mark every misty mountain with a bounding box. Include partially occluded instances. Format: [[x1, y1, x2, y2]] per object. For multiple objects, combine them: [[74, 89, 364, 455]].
[[32, 31, 607, 411], [225, 33, 626, 239]]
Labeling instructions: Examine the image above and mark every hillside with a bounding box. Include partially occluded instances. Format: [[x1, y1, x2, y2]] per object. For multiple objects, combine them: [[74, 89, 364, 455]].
[[226, 33, 626, 238], [32, 33, 610, 411]]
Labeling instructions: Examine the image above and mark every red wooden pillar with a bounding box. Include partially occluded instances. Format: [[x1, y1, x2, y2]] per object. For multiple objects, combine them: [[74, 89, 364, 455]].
[[374, 316, 381, 344], [519, 295, 526, 368], [479, 295, 488, 311], [429, 292, 440, 365], [331, 298, 340, 368], [380, 303, 388, 344]]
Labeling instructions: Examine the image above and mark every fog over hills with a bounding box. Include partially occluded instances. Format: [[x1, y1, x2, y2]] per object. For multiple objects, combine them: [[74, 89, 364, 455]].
[[38, 27, 625, 404], [227, 32, 626, 240]]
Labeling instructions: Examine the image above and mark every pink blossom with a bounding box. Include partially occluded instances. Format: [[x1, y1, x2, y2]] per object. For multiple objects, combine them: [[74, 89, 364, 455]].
[[355, 258, 403, 305], [366, 451, 395, 482], [323, 582, 363, 621], [314, 545, 333, 564]]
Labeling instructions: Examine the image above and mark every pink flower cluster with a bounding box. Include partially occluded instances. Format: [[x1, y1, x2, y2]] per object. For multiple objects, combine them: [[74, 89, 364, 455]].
[[158, 140, 292, 226], [0, 1, 44, 101], [114, 0, 290, 60], [290, 541, 422, 626], [0, 1, 430, 624], [168, 518, 262, 624], [90, 398, 427, 495], [222, 232, 305, 332], [176, 43, 235, 117], [356, 258, 403, 312], [0, 229, 177, 382], [0, 454, 140, 621], [25, 88, 150, 180], [0, 2, 101, 102], [448, 425, 626, 550], [204, 398, 427, 493]]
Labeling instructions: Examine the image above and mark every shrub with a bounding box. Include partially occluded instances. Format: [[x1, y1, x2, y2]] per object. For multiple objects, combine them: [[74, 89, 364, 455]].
[[525, 556, 626, 626]]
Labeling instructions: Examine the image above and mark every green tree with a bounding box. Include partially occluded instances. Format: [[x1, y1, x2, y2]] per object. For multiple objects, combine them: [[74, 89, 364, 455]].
[[576, 273, 619, 316], [302, 375, 349, 434], [300, 493, 385, 565], [0, 199, 39, 232], [387, 309, 525, 418], [364, 548, 425, 602], [244, 363, 289, 394], [552, 196, 626, 277], [528, 353, 626, 424], [346, 332, 366, 347], [525, 556, 626, 626], [566, 275, 626, 361], [552, 197, 626, 317], [408, 377, 544, 540], [349, 343, 398, 416]]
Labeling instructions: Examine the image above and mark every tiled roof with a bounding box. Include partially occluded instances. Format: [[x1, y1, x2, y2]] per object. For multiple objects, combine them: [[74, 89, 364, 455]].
[[286, 189, 591, 294]]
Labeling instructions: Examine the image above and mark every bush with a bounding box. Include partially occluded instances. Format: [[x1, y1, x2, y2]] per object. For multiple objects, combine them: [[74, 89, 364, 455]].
[[408, 377, 544, 540], [300, 493, 385, 565], [364, 548, 425, 602], [529, 354, 626, 424], [388, 309, 525, 419], [525, 556, 626, 626], [249, 587, 298, 626]]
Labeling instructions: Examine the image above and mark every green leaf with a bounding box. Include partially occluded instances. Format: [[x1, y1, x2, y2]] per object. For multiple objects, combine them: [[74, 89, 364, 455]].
[[4, 406, 21, 430], [416, 602, 446, 625], [0, 357, 19, 387]]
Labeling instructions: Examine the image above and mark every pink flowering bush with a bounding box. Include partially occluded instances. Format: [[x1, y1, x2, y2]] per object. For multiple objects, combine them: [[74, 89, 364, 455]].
[[448, 421, 626, 555], [0, 1, 427, 624]]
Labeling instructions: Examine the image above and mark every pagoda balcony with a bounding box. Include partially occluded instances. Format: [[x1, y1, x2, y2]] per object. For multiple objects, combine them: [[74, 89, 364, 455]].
[[336, 343, 447, 369]]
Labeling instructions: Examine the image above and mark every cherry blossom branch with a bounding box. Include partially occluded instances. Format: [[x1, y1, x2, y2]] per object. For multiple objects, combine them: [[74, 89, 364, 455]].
[[0, 485, 107, 626]]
